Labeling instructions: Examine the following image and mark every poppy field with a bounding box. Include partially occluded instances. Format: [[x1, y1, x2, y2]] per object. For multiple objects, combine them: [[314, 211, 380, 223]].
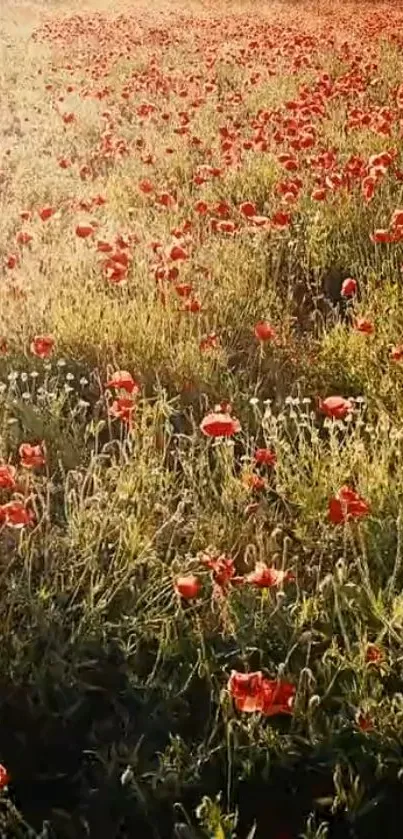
[[3, 0, 403, 835]]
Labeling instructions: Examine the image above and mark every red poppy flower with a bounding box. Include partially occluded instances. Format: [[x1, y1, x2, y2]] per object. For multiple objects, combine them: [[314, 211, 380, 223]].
[[319, 395, 353, 420], [109, 397, 136, 424], [356, 711, 373, 732], [39, 206, 55, 222], [194, 199, 209, 215], [261, 678, 295, 717], [200, 332, 219, 351], [139, 178, 154, 194], [183, 297, 202, 313], [0, 465, 16, 490], [105, 371, 140, 395], [278, 152, 298, 170], [254, 448, 276, 466], [201, 552, 243, 590], [212, 219, 237, 234], [16, 231, 33, 246], [97, 240, 113, 253], [354, 317, 374, 335], [254, 321, 277, 342], [174, 283, 192, 298], [271, 210, 291, 228], [213, 200, 231, 219], [200, 411, 241, 437], [390, 209, 403, 229], [228, 670, 266, 713], [93, 194, 106, 208], [370, 229, 393, 244], [174, 574, 201, 599], [228, 670, 295, 716], [0, 500, 34, 528], [242, 473, 266, 491], [75, 224, 95, 238], [157, 192, 176, 208], [168, 244, 188, 261], [239, 201, 257, 218], [246, 563, 294, 587], [341, 277, 357, 298], [365, 643, 383, 664], [328, 485, 369, 524], [362, 176, 375, 202], [391, 345, 403, 362], [6, 254, 18, 269], [311, 187, 327, 201], [30, 335, 55, 359], [19, 443, 45, 469], [104, 258, 128, 285], [0, 765, 9, 790], [168, 257, 182, 276]]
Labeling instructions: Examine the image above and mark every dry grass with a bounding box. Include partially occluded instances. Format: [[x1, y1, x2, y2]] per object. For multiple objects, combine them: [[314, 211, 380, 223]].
[[1, 0, 403, 837]]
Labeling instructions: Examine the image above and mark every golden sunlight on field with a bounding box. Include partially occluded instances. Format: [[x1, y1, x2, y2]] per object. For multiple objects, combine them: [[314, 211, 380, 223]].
[[2, 1, 403, 837]]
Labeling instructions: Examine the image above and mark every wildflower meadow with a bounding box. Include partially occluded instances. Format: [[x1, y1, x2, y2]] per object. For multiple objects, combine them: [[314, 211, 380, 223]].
[[2, 0, 403, 836]]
